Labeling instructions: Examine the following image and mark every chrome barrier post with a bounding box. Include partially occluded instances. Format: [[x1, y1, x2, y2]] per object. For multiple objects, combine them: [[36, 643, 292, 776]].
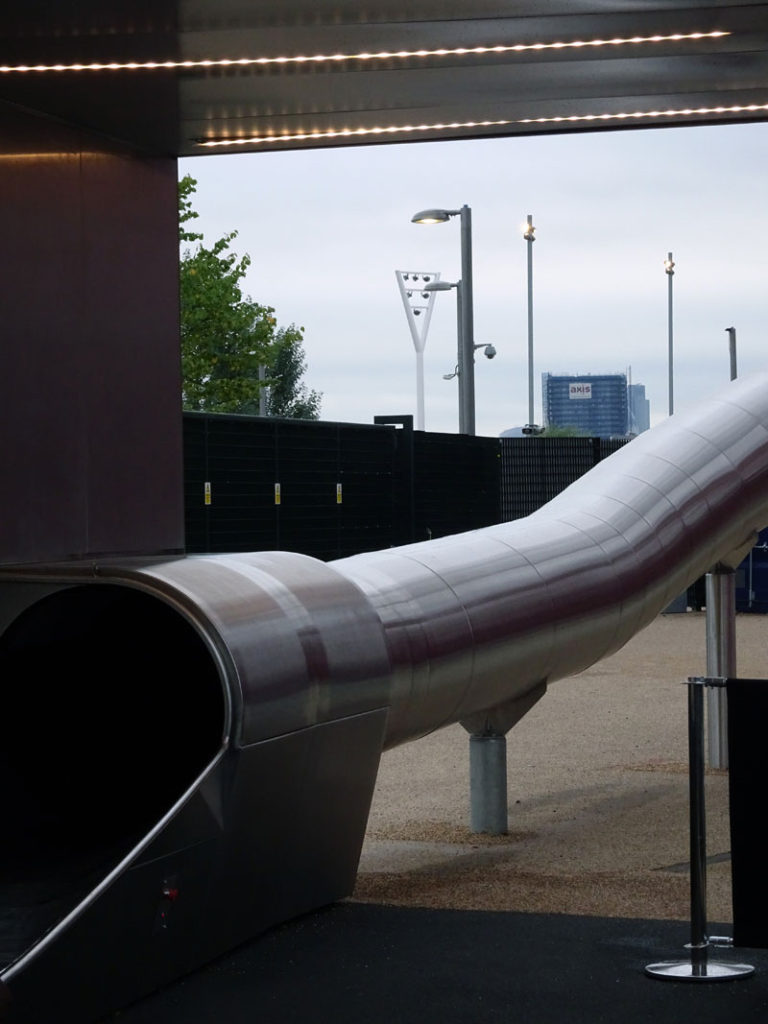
[[646, 677, 754, 981]]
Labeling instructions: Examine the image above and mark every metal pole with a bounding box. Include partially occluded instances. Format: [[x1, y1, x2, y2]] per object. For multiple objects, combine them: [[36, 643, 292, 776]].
[[259, 364, 268, 416], [459, 206, 475, 435], [415, 349, 425, 430], [688, 679, 708, 965], [665, 252, 675, 416], [705, 569, 735, 769], [468, 735, 508, 834], [726, 327, 737, 381], [526, 215, 535, 427], [456, 282, 466, 434], [646, 677, 754, 981]]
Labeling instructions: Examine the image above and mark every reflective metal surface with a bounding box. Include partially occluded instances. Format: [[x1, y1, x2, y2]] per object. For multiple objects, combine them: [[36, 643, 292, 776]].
[[3, 2, 768, 155], [3, 372, 768, 1021], [336, 372, 768, 747]]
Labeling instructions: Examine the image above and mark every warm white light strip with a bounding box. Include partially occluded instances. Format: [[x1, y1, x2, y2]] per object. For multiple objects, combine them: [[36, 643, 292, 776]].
[[198, 120, 514, 147], [197, 102, 768, 148], [518, 102, 768, 125], [0, 31, 729, 73]]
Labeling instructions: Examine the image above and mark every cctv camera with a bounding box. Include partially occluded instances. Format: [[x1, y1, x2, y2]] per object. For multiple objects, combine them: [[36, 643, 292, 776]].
[[484, 344, 496, 359]]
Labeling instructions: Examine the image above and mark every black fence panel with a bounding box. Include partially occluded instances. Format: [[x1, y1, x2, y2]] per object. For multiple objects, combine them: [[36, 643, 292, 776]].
[[727, 677, 768, 947], [336, 424, 399, 557], [183, 414, 400, 560], [272, 419, 340, 559], [500, 436, 629, 521], [183, 413, 278, 554], [183, 414, 210, 553], [184, 414, 631, 559], [413, 432, 501, 541]]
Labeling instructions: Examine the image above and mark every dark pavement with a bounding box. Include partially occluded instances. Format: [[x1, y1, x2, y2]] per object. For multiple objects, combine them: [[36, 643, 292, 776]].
[[108, 902, 768, 1024]]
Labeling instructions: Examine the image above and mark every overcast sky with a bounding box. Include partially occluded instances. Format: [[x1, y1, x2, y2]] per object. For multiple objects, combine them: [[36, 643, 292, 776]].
[[179, 120, 768, 437]]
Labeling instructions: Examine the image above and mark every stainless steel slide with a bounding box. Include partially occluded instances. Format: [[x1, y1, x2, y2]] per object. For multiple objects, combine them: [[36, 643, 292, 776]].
[[336, 370, 768, 747], [3, 371, 768, 1022]]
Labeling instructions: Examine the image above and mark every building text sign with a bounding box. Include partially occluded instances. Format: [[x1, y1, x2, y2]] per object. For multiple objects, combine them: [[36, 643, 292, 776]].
[[569, 383, 592, 399]]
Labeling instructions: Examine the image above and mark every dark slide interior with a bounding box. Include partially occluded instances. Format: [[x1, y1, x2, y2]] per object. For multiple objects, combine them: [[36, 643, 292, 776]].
[[0, 585, 225, 969]]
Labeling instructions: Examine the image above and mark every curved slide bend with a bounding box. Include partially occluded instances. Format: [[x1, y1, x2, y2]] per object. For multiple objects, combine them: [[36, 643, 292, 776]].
[[3, 372, 768, 1022], [335, 370, 768, 748]]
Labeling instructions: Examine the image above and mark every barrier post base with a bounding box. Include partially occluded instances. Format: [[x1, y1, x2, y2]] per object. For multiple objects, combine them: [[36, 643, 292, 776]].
[[646, 958, 754, 982]]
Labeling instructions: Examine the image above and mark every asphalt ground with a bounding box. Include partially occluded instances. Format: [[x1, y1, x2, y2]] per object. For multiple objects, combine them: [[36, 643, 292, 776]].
[[111, 903, 768, 1024], [111, 612, 768, 1023]]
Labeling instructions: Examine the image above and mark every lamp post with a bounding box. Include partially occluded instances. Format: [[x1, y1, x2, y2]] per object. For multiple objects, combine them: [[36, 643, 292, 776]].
[[424, 278, 465, 432], [664, 252, 675, 415], [412, 206, 475, 434], [726, 326, 737, 381], [424, 279, 497, 434], [523, 215, 536, 429]]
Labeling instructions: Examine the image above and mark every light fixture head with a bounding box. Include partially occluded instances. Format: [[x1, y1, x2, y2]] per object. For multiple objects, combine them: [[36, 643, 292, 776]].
[[664, 253, 675, 275], [412, 208, 453, 224], [423, 280, 458, 292]]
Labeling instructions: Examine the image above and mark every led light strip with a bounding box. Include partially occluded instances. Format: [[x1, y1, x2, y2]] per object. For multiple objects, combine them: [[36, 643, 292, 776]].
[[198, 120, 514, 147], [518, 102, 768, 125], [197, 103, 768, 148], [0, 31, 729, 73]]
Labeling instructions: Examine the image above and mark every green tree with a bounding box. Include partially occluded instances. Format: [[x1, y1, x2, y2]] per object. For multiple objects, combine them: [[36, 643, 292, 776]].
[[179, 175, 276, 413], [541, 425, 589, 437], [265, 329, 322, 419]]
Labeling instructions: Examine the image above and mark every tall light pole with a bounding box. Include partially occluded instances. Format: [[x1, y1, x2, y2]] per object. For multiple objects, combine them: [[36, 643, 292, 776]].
[[424, 278, 465, 432], [726, 326, 737, 381], [664, 252, 675, 415], [412, 206, 475, 434], [523, 215, 536, 428]]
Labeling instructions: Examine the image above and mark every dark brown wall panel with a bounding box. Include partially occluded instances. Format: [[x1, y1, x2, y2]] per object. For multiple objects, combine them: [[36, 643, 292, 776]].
[[0, 103, 183, 564]]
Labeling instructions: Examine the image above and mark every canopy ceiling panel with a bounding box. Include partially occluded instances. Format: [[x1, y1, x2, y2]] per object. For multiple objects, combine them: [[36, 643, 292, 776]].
[[1, 2, 767, 156]]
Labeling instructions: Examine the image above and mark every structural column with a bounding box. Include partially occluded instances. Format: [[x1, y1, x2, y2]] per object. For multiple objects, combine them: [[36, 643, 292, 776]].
[[705, 566, 736, 769], [460, 683, 546, 835]]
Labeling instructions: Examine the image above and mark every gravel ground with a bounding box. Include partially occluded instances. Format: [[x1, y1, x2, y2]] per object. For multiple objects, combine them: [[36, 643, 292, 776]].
[[353, 612, 768, 923]]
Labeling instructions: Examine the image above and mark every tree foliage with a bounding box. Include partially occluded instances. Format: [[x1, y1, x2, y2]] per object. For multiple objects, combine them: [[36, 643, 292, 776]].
[[266, 329, 322, 420], [178, 175, 321, 418], [541, 424, 589, 437]]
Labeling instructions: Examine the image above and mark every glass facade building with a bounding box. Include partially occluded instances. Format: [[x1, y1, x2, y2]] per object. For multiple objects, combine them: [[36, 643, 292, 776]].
[[542, 373, 628, 438], [628, 383, 651, 434]]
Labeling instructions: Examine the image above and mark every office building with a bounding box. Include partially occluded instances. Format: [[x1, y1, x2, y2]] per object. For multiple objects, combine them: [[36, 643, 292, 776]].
[[628, 383, 651, 434], [542, 373, 628, 438]]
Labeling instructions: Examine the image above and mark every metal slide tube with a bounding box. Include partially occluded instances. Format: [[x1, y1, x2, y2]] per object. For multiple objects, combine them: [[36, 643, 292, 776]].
[[335, 372, 768, 749], [4, 373, 768, 1019]]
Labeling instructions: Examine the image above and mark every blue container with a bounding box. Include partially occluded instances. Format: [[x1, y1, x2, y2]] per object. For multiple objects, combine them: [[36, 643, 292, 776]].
[[736, 527, 768, 612]]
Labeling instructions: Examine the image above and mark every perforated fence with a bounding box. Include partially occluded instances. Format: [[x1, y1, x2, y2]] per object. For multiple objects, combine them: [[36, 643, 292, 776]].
[[183, 413, 629, 560]]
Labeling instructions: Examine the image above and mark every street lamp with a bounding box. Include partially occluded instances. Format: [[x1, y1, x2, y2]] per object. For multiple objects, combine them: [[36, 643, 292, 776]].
[[423, 279, 496, 433], [523, 214, 537, 431], [424, 278, 466, 433], [726, 326, 737, 381], [412, 206, 475, 434], [664, 252, 675, 415]]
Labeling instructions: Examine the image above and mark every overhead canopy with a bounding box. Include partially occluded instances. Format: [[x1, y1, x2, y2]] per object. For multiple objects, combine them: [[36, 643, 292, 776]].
[[2, 2, 768, 156]]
